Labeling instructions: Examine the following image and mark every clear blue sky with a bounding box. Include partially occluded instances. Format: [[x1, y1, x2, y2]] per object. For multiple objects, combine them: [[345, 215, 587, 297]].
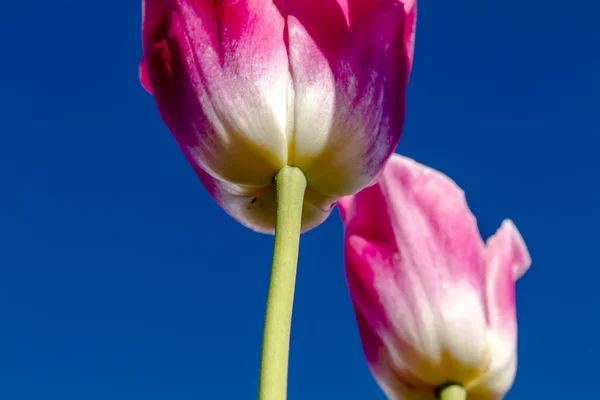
[[0, 1, 597, 399]]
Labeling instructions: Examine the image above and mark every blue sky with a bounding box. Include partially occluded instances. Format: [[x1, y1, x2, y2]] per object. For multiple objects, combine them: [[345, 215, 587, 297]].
[[0, 1, 598, 399]]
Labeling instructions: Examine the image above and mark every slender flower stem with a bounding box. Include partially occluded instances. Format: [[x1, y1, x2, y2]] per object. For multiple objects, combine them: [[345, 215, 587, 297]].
[[258, 166, 307, 400], [437, 384, 467, 400]]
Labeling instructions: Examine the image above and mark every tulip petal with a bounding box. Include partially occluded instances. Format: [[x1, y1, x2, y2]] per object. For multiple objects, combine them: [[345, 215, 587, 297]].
[[355, 305, 435, 400], [340, 154, 489, 387], [190, 161, 332, 234], [345, 234, 436, 394], [467, 221, 531, 398], [485, 220, 531, 334], [139, 56, 153, 94], [141, 0, 291, 187], [287, 0, 417, 197]]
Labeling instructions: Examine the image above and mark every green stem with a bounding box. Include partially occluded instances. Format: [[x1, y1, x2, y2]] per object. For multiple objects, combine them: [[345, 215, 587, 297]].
[[258, 166, 307, 400], [436, 384, 467, 400]]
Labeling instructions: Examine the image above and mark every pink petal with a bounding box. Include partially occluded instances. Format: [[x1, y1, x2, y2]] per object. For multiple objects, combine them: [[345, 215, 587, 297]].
[[484, 220, 531, 338], [141, 0, 290, 187], [139, 56, 153, 94], [189, 161, 332, 234], [288, 0, 417, 197], [466, 221, 531, 397], [354, 303, 434, 400]]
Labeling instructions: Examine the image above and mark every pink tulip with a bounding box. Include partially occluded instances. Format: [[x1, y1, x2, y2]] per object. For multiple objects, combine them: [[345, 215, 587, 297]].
[[140, 0, 416, 233], [338, 155, 531, 399]]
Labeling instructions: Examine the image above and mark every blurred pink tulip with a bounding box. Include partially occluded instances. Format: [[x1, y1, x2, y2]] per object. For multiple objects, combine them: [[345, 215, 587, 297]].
[[338, 154, 531, 400], [140, 0, 416, 233]]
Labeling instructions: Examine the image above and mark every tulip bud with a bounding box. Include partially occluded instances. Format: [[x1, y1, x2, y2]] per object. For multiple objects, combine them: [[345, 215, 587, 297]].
[[140, 0, 416, 233], [338, 154, 531, 399]]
